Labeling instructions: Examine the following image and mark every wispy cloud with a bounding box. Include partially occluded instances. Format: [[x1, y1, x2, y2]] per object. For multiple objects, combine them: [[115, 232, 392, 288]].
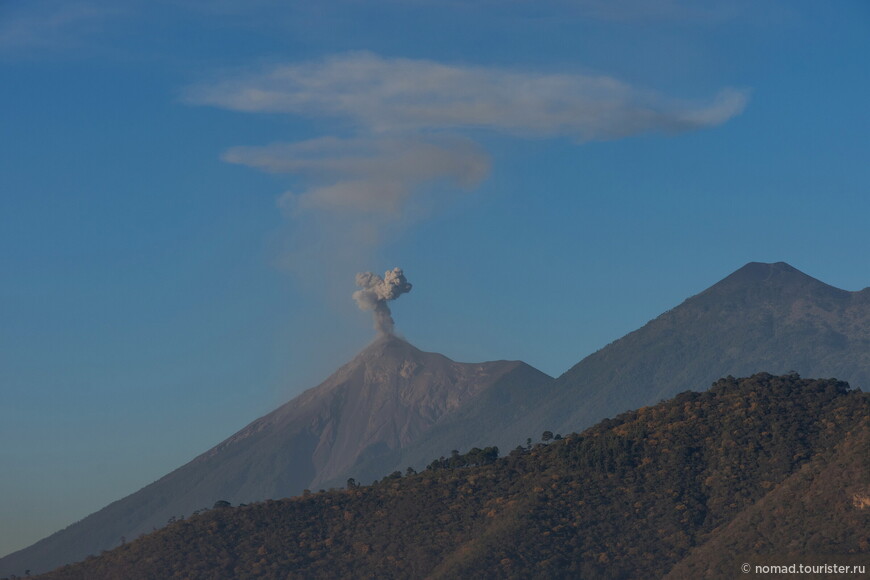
[[187, 51, 748, 278], [223, 135, 490, 215], [518, 0, 746, 22], [186, 52, 749, 140], [0, 1, 123, 52]]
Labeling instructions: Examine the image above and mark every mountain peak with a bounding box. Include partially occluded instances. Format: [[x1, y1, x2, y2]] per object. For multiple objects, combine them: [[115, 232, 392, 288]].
[[699, 261, 845, 300], [734, 260, 799, 277], [354, 333, 423, 363], [739, 260, 794, 272], [368, 332, 413, 350], [723, 261, 804, 284]]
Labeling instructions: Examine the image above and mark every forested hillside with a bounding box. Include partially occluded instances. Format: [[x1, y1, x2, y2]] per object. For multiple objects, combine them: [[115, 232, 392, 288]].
[[32, 373, 869, 580]]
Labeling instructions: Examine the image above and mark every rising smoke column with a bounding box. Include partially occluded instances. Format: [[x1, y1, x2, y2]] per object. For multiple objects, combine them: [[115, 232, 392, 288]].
[[353, 267, 412, 335]]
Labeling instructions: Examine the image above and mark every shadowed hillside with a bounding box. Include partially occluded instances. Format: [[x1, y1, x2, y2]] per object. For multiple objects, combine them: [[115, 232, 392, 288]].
[[665, 419, 870, 579], [32, 374, 869, 580]]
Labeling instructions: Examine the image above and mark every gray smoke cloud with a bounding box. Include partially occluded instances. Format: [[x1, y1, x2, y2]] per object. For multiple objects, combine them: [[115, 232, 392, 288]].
[[353, 267, 412, 335]]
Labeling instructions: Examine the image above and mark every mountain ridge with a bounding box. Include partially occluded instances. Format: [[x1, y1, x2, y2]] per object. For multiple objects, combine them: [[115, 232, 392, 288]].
[[506, 261, 870, 441], [5, 260, 870, 576], [32, 373, 870, 579], [346, 262, 870, 477]]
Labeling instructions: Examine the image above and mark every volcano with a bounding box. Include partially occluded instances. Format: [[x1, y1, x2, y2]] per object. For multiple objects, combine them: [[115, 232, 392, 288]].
[[0, 335, 551, 576]]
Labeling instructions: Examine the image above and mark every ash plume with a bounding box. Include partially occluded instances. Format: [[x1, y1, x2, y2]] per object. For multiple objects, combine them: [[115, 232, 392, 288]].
[[353, 267, 412, 335]]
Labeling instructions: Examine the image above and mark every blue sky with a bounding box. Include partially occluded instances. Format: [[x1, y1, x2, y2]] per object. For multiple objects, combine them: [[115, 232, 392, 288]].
[[1, 0, 868, 557]]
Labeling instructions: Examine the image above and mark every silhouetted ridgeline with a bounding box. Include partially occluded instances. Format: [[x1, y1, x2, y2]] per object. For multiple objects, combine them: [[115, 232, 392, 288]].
[[30, 374, 869, 580]]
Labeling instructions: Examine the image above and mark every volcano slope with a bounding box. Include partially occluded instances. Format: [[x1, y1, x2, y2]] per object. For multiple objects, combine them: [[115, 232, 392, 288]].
[[0, 335, 551, 576], [35, 373, 870, 580]]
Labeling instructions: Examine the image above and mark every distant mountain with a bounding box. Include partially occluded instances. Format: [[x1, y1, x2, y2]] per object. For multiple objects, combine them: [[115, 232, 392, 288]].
[[33, 374, 870, 579], [476, 261, 870, 448], [0, 335, 550, 577], [341, 262, 870, 483]]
